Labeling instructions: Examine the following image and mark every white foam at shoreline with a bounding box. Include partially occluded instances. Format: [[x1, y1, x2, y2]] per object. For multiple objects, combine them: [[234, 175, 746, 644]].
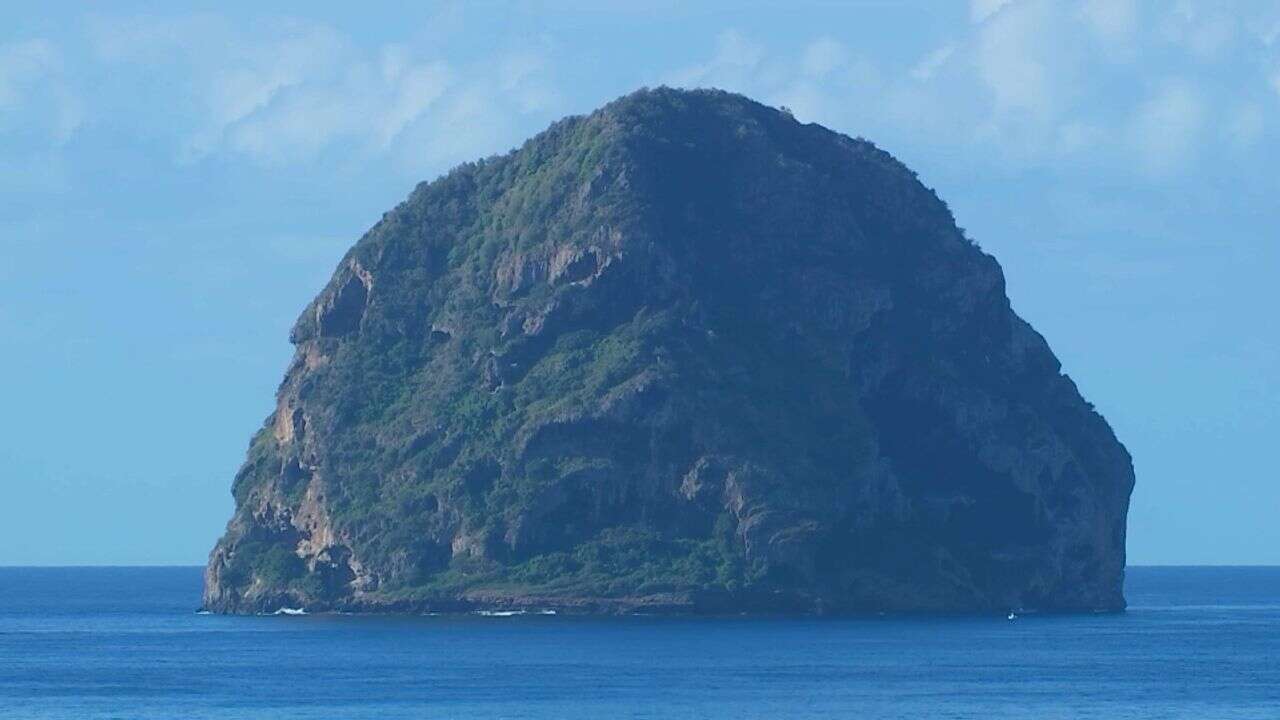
[[272, 607, 308, 616], [472, 609, 558, 617]]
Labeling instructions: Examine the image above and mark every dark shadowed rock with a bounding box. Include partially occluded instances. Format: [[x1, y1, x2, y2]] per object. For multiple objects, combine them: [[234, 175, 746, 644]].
[[204, 88, 1134, 615]]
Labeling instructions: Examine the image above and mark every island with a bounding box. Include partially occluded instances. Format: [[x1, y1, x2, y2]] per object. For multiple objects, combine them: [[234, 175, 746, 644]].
[[204, 88, 1135, 615]]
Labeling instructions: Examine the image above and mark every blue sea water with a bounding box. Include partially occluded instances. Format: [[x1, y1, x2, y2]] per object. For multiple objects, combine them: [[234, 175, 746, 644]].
[[0, 567, 1277, 719]]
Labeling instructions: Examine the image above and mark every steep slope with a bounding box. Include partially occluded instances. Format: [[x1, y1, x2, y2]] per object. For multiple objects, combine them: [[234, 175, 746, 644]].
[[204, 88, 1134, 615]]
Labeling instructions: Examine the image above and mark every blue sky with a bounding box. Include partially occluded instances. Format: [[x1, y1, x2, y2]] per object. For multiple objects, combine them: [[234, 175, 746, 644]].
[[2, 0, 1277, 565]]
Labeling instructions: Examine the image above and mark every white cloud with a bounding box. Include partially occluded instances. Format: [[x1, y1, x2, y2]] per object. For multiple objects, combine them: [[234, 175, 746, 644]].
[[670, 1, 1280, 182], [498, 51, 559, 114], [1129, 80, 1205, 177], [54, 6, 1280, 183], [974, 0, 1055, 118], [0, 39, 54, 106], [711, 30, 764, 68], [1079, 0, 1137, 40], [1055, 121, 1107, 155], [1262, 20, 1280, 46], [0, 39, 82, 144], [1163, 4, 1237, 58], [769, 81, 829, 123], [801, 38, 847, 78], [90, 15, 560, 170], [375, 54, 453, 149], [188, 28, 348, 160], [911, 44, 956, 81], [223, 79, 359, 164], [971, 0, 1015, 24], [1225, 104, 1264, 148], [667, 30, 764, 87]]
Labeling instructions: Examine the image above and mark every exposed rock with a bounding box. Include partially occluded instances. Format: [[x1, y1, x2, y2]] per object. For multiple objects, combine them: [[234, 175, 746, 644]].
[[204, 88, 1134, 615]]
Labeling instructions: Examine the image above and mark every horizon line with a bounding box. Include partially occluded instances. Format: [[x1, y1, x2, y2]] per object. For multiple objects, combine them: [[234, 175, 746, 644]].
[[2, 563, 1279, 569]]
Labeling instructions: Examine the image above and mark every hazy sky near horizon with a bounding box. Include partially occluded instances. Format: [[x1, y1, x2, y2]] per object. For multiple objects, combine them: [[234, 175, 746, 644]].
[[2, 1, 1277, 566]]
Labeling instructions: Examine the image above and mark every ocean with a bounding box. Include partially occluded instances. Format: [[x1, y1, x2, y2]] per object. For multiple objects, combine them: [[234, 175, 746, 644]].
[[0, 566, 1276, 718]]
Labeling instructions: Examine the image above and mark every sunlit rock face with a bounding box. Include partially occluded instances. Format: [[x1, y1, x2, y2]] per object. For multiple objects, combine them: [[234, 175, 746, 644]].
[[204, 88, 1134, 616]]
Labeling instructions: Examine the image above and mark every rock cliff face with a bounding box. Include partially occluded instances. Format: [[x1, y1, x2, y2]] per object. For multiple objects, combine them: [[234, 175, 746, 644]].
[[204, 88, 1134, 615]]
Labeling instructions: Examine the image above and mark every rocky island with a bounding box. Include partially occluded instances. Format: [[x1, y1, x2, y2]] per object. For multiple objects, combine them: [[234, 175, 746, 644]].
[[204, 88, 1134, 615]]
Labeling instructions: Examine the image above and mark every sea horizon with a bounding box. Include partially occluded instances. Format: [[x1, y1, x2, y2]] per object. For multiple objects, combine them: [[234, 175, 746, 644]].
[[5, 563, 1278, 569]]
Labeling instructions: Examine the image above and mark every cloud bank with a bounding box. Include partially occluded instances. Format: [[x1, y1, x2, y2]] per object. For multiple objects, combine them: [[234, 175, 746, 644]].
[[83, 14, 560, 171], [669, 0, 1279, 180], [2, 2, 1278, 184]]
